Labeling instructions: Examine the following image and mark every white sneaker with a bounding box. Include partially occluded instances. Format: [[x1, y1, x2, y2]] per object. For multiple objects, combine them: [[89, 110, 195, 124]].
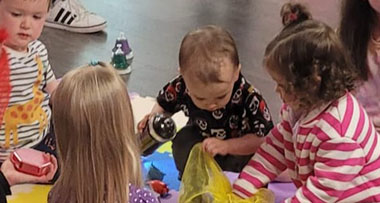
[[45, 0, 107, 33]]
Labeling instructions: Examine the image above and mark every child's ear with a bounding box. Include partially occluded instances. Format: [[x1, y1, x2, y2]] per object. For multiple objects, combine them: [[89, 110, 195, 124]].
[[233, 64, 241, 81], [179, 67, 187, 76]]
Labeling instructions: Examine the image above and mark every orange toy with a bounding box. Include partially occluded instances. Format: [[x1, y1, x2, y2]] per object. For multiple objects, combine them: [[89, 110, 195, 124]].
[[148, 180, 169, 197]]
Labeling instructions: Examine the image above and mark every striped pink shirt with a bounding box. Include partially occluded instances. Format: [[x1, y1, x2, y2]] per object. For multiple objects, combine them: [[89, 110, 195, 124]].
[[233, 93, 380, 202]]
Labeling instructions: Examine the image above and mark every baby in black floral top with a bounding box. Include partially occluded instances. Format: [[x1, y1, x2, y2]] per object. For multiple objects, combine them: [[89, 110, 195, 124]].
[[138, 25, 273, 177]]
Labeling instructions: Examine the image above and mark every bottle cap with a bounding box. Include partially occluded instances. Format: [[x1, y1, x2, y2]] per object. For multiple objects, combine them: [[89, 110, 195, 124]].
[[148, 114, 176, 142]]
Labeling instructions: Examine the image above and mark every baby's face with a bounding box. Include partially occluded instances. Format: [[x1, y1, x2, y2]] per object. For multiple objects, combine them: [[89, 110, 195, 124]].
[[182, 59, 240, 111], [266, 66, 299, 110], [0, 0, 49, 52]]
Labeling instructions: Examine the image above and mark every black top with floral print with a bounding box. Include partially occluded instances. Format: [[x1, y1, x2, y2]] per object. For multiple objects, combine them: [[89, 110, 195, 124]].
[[157, 74, 274, 139]]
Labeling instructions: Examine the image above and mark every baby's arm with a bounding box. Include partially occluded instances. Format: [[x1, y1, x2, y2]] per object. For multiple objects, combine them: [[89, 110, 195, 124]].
[[150, 102, 166, 114], [202, 134, 264, 157], [44, 76, 59, 105], [39, 42, 58, 96], [215, 88, 274, 156], [287, 138, 365, 202], [233, 123, 288, 198], [138, 75, 184, 132], [229, 133, 265, 155], [137, 102, 167, 132], [45, 79, 59, 95]]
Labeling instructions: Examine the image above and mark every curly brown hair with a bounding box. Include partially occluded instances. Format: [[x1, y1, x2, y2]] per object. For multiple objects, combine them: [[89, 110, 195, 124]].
[[264, 2, 357, 111]]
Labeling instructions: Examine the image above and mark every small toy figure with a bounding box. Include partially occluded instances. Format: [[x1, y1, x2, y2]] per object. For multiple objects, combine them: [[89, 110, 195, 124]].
[[111, 32, 133, 74], [147, 180, 170, 198], [111, 44, 127, 70]]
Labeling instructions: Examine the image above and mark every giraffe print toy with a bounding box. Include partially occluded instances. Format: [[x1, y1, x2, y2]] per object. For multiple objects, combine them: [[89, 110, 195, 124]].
[[2, 56, 48, 148]]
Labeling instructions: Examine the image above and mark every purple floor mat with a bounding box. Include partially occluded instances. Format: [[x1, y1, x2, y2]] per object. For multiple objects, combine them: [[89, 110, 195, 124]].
[[159, 190, 179, 203], [158, 172, 297, 202], [226, 172, 297, 203], [268, 182, 297, 203]]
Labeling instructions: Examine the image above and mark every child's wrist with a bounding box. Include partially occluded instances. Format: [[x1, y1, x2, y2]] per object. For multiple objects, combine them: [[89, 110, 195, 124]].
[[2, 170, 15, 186], [224, 139, 233, 154]]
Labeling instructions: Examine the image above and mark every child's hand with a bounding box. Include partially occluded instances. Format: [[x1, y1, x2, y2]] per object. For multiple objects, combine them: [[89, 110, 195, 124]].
[[137, 114, 151, 133], [138, 103, 167, 133], [202, 138, 229, 157], [274, 170, 292, 182], [1, 153, 58, 186]]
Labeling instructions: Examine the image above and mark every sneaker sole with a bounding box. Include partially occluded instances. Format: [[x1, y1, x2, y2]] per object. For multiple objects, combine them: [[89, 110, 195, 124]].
[[45, 21, 107, 33]]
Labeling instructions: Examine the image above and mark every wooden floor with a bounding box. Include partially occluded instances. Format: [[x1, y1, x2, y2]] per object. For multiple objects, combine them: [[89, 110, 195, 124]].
[[40, 0, 340, 122]]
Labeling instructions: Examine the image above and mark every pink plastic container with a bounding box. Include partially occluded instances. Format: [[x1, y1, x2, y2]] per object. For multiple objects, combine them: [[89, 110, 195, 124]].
[[10, 148, 51, 177]]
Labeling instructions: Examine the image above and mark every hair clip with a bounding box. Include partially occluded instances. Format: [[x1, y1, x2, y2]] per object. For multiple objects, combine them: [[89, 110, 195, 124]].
[[288, 13, 298, 22], [89, 60, 99, 66]]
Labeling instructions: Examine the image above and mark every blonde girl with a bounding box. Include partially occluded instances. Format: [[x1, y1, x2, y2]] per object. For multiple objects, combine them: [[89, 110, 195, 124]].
[[49, 62, 158, 203]]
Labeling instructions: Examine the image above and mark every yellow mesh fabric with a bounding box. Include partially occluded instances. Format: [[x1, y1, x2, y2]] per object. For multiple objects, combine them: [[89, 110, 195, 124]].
[[179, 143, 274, 203]]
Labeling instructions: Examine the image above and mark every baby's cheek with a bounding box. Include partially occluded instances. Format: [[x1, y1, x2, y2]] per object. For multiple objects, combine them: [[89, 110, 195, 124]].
[[192, 100, 205, 109], [221, 97, 230, 107]]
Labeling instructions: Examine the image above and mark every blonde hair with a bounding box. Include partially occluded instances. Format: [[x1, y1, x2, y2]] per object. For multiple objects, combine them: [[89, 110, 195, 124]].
[[51, 62, 142, 203]]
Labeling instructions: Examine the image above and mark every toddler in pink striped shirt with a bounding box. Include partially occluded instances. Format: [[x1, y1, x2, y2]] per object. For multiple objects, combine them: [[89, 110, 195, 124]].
[[233, 2, 380, 202]]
